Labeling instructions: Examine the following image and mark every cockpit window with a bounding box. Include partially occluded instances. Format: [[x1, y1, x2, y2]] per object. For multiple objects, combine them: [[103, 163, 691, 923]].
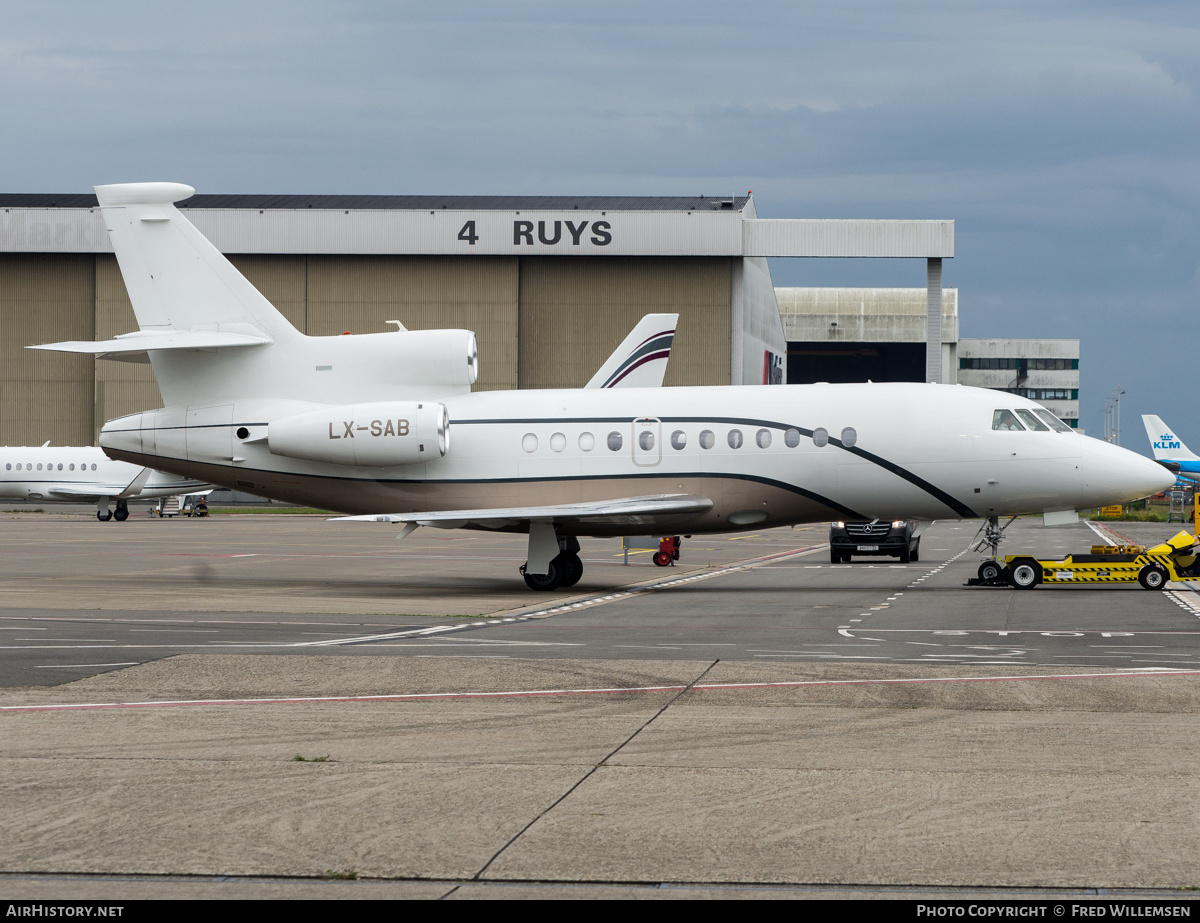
[[1033, 409, 1073, 433], [992, 409, 1025, 432], [1015, 409, 1049, 431]]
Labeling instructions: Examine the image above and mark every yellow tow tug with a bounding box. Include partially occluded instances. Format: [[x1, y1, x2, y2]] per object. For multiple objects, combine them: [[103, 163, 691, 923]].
[[970, 530, 1200, 590]]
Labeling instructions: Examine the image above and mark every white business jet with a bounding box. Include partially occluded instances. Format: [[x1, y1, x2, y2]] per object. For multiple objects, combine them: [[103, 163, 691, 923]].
[[0, 444, 209, 521], [31, 183, 1172, 588]]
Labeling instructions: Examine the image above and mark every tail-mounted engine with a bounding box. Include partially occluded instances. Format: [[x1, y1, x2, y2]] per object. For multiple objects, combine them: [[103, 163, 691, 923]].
[[268, 401, 449, 467]]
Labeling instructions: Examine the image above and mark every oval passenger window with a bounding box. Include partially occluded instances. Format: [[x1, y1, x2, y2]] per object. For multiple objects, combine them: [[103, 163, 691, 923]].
[[699, 430, 715, 450], [550, 432, 566, 452], [727, 429, 743, 449], [841, 427, 857, 448], [813, 428, 829, 447], [785, 428, 800, 448], [607, 431, 623, 451], [579, 432, 595, 451], [639, 431, 654, 451], [521, 433, 538, 453], [670, 430, 686, 450], [756, 428, 771, 449]]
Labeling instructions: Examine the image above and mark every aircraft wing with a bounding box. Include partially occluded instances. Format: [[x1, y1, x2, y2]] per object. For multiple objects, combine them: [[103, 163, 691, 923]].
[[46, 467, 153, 500], [46, 487, 120, 500], [585, 314, 678, 388], [332, 494, 712, 530]]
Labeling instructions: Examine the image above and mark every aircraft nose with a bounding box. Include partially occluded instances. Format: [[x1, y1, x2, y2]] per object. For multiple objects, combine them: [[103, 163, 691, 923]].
[[1079, 437, 1175, 507]]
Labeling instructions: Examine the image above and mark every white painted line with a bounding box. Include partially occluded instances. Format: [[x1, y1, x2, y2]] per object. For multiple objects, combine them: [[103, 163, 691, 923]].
[[33, 662, 140, 670], [5, 668, 1195, 713]]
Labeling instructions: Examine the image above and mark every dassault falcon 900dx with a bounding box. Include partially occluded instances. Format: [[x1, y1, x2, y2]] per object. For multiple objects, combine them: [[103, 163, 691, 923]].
[[32, 183, 1173, 589]]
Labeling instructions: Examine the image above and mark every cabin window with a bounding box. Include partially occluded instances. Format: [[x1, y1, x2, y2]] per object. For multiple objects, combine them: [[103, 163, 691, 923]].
[[550, 433, 566, 453], [812, 427, 829, 447], [37, 463, 42, 471], [1015, 409, 1049, 432], [521, 433, 538, 453], [69, 464, 74, 471], [15, 464, 21, 471], [607, 431, 623, 451], [992, 410, 1025, 432], [785, 428, 800, 448], [578, 433, 595, 451], [91, 464, 97, 471], [638, 431, 655, 451], [57, 463, 63, 470], [4, 463, 9, 470], [727, 429, 743, 449], [699, 430, 715, 450], [841, 427, 857, 447], [756, 428, 772, 449], [670, 430, 686, 450], [1034, 409, 1073, 433]]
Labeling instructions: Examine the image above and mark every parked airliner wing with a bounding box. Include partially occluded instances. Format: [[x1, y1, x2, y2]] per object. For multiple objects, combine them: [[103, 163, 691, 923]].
[[334, 494, 712, 528], [585, 314, 678, 388]]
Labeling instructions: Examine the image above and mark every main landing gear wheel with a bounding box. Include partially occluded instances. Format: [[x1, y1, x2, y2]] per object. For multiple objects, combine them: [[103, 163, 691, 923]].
[[96, 509, 112, 522], [1009, 558, 1041, 590], [521, 558, 562, 591], [558, 552, 583, 587], [1138, 564, 1167, 590], [113, 507, 129, 522], [978, 560, 1005, 583]]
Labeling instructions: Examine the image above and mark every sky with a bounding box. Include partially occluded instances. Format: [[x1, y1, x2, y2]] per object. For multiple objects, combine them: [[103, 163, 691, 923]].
[[2, 1, 1197, 450]]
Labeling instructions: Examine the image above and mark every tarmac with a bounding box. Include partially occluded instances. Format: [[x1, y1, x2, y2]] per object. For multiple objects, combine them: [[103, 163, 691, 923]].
[[2, 510, 1199, 900]]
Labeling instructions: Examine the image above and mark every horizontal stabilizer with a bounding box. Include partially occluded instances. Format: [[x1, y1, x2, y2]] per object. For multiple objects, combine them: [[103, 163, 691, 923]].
[[29, 329, 273, 361], [332, 494, 712, 530], [586, 314, 678, 388]]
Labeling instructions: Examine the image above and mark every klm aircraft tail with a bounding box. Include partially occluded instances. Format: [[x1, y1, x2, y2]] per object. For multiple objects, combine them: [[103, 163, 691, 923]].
[[1143, 415, 1200, 461]]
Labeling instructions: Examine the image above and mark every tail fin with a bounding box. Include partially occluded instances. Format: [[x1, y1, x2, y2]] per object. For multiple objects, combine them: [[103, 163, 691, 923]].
[[585, 314, 678, 388], [1143, 415, 1199, 460], [93, 183, 299, 342]]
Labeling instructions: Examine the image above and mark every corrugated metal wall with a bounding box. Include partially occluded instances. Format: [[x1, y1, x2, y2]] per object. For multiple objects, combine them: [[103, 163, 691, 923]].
[[517, 257, 731, 389], [0, 255, 94, 446], [305, 256, 519, 392], [3, 253, 736, 445]]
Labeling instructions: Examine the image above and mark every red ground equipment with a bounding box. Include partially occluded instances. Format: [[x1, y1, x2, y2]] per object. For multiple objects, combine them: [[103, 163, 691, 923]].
[[654, 536, 681, 567]]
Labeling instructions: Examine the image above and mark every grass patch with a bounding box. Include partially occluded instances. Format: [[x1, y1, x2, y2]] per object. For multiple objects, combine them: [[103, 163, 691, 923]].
[[324, 869, 358, 880], [291, 754, 332, 762], [4, 508, 43, 513]]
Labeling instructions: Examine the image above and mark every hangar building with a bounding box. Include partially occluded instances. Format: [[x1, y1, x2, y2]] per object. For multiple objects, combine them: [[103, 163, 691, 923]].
[[0, 192, 952, 445]]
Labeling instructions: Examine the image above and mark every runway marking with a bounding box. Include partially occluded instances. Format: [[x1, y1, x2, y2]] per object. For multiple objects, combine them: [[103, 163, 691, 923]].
[[33, 662, 140, 670], [4, 668, 1196, 712], [293, 544, 825, 647]]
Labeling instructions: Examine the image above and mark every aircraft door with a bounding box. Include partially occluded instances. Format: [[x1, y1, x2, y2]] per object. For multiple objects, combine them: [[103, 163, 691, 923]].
[[632, 417, 662, 467]]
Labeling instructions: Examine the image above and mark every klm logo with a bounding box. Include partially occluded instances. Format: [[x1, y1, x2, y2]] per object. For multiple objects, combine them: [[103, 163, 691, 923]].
[[1155, 433, 1181, 450]]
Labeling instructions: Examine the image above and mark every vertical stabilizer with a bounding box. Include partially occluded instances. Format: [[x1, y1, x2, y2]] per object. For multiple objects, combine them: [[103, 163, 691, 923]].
[[1143, 415, 1200, 460], [585, 314, 678, 388], [93, 183, 299, 342]]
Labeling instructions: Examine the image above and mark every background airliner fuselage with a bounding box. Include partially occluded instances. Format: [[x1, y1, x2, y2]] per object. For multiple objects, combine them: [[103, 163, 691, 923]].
[[0, 445, 209, 520]]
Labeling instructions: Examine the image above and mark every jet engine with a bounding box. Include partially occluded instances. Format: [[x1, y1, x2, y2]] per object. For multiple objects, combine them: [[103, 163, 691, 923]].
[[267, 401, 449, 467]]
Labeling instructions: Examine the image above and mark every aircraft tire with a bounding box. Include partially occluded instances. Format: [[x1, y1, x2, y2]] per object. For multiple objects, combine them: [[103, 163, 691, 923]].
[[1138, 564, 1167, 591], [521, 560, 563, 591], [559, 552, 583, 587], [1010, 559, 1041, 589], [97, 510, 112, 522], [113, 507, 129, 522]]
